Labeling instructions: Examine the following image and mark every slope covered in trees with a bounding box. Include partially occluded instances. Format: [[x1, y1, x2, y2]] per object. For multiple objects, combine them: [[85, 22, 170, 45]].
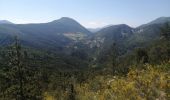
[[0, 18, 169, 100]]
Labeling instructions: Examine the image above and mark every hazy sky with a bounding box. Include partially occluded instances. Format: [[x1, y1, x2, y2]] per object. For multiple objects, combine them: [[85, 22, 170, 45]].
[[0, 0, 170, 28]]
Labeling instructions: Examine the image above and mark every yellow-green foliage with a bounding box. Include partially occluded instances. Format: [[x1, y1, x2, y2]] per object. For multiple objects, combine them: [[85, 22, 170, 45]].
[[43, 91, 69, 100], [75, 63, 169, 100], [43, 63, 169, 100]]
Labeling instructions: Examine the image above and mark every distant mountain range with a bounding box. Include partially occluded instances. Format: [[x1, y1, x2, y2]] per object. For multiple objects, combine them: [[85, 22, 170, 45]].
[[0, 17, 170, 55]]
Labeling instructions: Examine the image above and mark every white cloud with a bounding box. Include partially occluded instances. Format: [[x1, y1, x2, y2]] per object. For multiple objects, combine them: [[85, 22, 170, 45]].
[[82, 21, 109, 28]]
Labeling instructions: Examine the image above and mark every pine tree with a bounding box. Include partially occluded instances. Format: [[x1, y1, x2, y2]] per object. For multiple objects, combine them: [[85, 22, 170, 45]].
[[1, 37, 42, 100], [135, 48, 148, 64], [111, 43, 117, 75], [160, 22, 170, 40], [68, 83, 75, 100], [6, 37, 25, 99]]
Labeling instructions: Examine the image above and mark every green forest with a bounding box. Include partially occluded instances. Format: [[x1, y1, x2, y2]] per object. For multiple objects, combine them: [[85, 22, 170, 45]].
[[0, 18, 170, 100]]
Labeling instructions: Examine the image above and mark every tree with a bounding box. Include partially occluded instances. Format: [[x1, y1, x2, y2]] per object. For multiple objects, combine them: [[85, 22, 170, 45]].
[[111, 43, 117, 75], [160, 22, 170, 40], [68, 83, 76, 100], [1, 37, 42, 100], [135, 48, 148, 64], [5, 37, 25, 99]]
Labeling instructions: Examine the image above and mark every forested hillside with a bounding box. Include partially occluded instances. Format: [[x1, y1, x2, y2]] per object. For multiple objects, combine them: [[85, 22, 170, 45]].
[[0, 17, 170, 100]]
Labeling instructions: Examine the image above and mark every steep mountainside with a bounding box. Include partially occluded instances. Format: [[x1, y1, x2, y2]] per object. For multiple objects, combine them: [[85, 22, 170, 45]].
[[84, 17, 170, 67], [89, 17, 170, 52], [84, 24, 134, 57], [126, 17, 170, 48], [139, 17, 170, 27], [94, 24, 133, 50]]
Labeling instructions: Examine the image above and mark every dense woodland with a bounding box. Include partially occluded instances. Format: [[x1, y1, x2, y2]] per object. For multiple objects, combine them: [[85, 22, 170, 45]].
[[0, 18, 170, 100]]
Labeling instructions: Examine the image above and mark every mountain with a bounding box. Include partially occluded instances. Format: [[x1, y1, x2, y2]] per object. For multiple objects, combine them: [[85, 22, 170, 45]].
[[48, 17, 91, 34], [0, 16, 170, 70], [0, 20, 13, 24], [148, 17, 170, 24], [139, 17, 170, 28], [95, 24, 133, 38], [129, 17, 170, 46], [0, 17, 92, 54], [0, 17, 170, 55], [85, 17, 170, 66], [90, 17, 170, 50], [87, 24, 133, 50]]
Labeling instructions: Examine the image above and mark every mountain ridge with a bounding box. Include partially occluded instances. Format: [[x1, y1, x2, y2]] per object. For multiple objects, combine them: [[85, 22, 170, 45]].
[[0, 20, 13, 24], [0, 17, 92, 52], [0, 17, 170, 53]]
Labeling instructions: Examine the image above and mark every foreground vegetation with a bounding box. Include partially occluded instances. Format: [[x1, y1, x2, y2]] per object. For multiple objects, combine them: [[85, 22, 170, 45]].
[[44, 62, 170, 100], [78, 63, 169, 100]]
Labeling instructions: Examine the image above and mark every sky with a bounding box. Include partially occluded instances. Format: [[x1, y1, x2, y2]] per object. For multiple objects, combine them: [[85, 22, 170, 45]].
[[0, 0, 170, 28]]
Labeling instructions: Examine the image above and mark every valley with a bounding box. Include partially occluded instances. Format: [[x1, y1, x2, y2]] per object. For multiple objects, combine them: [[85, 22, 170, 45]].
[[0, 16, 170, 99]]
